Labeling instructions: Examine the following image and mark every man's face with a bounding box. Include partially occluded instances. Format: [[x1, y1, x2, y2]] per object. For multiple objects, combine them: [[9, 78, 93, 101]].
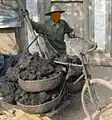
[[51, 12, 61, 23]]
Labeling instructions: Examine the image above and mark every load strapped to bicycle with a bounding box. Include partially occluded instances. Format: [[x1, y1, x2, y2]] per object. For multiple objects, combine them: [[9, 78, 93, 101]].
[[24, 31, 100, 118], [48, 36, 98, 116], [26, 33, 112, 120], [18, 0, 112, 119], [10, 1, 112, 119], [52, 37, 112, 120]]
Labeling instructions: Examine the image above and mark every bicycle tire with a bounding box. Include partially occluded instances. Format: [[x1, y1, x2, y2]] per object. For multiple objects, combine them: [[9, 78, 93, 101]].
[[81, 78, 112, 120]]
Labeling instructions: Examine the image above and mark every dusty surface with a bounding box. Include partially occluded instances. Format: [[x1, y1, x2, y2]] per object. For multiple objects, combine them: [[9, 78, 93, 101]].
[[0, 108, 53, 120], [58, 66, 112, 120], [0, 29, 18, 54]]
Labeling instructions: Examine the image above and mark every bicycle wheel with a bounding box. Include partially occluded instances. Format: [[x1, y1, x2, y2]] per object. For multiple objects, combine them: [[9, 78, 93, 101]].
[[81, 79, 112, 120]]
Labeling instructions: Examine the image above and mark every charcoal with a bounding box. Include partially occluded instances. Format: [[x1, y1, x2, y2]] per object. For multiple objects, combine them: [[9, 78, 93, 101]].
[[1, 80, 61, 106], [67, 65, 83, 77], [54, 55, 83, 81], [3, 94, 16, 104], [0, 82, 16, 104], [5, 67, 20, 82], [67, 55, 82, 64], [54, 54, 67, 63], [38, 92, 51, 104], [17, 92, 51, 105], [2, 51, 84, 107], [16, 85, 61, 106], [28, 74, 36, 80], [6, 51, 61, 81], [29, 94, 39, 105], [20, 71, 29, 80], [0, 82, 16, 96], [15, 87, 23, 101]]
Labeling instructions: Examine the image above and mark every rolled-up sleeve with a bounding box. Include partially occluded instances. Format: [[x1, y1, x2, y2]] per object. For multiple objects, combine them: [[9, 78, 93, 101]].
[[64, 21, 73, 33], [64, 21, 75, 38]]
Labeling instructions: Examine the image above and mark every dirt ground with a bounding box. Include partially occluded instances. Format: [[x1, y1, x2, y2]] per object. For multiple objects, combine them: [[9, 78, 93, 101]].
[[59, 66, 112, 120]]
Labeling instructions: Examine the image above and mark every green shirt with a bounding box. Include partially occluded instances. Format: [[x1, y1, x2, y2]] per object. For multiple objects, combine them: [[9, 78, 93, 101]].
[[31, 19, 73, 55]]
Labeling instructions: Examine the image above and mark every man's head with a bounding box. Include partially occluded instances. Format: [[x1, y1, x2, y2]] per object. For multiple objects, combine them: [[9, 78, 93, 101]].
[[51, 12, 61, 23], [45, 5, 65, 23]]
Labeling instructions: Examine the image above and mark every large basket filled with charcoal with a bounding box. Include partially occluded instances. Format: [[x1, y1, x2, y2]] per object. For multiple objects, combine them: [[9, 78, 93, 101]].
[[0, 81, 65, 114], [5, 52, 63, 92], [54, 55, 83, 82], [18, 71, 62, 92], [2, 52, 84, 114], [17, 92, 63, 114]]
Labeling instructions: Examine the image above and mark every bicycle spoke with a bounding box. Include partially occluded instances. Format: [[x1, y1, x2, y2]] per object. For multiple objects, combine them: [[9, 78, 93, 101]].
[[94, 84, 106, 109], [82, 79, 112, 120]]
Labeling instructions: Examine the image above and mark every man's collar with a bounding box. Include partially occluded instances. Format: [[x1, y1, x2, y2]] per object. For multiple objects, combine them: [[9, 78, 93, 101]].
[[50, 19, 61, 26], [51, 20, 55, 26]]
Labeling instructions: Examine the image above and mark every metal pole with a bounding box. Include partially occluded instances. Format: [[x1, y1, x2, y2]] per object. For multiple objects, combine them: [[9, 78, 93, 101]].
[[17, 0, 43, 57]]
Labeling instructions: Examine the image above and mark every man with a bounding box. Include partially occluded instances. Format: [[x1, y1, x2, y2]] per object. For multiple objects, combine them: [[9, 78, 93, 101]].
[[27, 5, 75, 58], [25, 5, 87, 92]]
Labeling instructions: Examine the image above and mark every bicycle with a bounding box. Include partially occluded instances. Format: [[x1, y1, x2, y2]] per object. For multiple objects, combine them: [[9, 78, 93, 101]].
[[81, 44, 112, 120], [7, 2, 112, 118], [23, 22, 112, 119], [54, 37, 112, 120]]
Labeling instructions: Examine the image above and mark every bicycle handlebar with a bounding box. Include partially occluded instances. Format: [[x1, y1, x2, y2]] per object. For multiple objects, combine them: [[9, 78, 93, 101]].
[[84, 43, 97, 55], [75, 36, 97, 55], [54, 61, 82, 67]]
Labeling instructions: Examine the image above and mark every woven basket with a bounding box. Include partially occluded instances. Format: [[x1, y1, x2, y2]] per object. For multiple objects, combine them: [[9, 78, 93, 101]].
[[18, 72, 62, 92], [17, 92, 64, 114], [1, 101, 19, 110]]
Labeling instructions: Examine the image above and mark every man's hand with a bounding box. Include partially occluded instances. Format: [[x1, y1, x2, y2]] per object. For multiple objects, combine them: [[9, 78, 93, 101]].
[[89, 42, 97, 49], [68, 31, 76, 38], [21, 9, 29, 18]]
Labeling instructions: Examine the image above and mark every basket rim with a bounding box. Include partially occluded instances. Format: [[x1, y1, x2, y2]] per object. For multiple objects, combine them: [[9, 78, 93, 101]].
[[18, 72, 62, 82], [17, 93, 61, 108]]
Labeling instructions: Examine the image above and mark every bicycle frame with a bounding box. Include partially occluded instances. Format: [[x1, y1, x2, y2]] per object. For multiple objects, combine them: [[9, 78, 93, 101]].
[[81, 43, 97, 79], [80, 44, 97, 120], [54, 43, 97, 86], [51, 40, 97, 117]]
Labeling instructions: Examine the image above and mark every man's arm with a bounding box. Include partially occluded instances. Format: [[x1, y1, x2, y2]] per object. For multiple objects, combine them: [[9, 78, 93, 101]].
[[22, 10, 44, 34], [30, 20, 44, 34], [64, 21, 75, 38]]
